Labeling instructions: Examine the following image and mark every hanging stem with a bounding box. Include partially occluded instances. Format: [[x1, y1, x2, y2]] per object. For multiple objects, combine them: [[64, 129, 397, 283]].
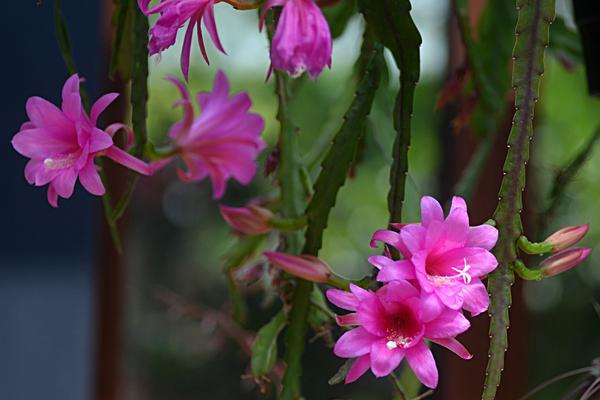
[[483, 1, 555, 399]]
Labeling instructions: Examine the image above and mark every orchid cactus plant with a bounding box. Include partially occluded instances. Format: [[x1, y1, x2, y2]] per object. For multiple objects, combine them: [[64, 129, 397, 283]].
[[10, 0, 600, 399]]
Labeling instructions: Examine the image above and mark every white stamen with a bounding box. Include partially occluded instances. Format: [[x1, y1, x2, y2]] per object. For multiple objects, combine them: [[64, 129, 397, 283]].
[[451, 258, 472, 284], [386, 340, 398, 350]]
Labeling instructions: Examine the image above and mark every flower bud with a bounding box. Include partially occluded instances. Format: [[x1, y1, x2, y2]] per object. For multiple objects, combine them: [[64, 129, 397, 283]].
[[540, 247, 591, 277], [544, 224, 589, 253], [219, 204, 274, 235], [264, 252, 331, 283]]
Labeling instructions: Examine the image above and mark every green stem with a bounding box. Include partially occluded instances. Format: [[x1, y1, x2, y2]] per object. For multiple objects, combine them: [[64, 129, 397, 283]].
[[270, 216, 307, 231], [483, 1, 555, 398], [513, 259, 543, 281], [389, 373, 408, 400], [131, 4, 149, 157], [517, 235, 552, 255]]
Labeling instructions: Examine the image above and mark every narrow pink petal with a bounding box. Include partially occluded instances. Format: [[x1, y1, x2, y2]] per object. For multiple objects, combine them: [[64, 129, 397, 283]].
[[202, 1, 226, 53], [431, 247, 498, 278], [334, 327, 377, 358], [61, 74, 80, 100], [89, 128, 114, 153], [377, 280, 420, 304], [78, 162, 105, 196], [24, 159, 41, 184], [181, 15, 198, 81], [461, 280, 490, 316], [25, 97, 73, 136], [424, 308, 470, 339], [90, 93, 119, 125], [467, 224, 499, 250], [421, 292, 445, 323], [47, 184, 58, 208], [443, 206, 470, 245], [336, 313, 359, 327], [105, 123, 135, 149], [431, 338, 472, 360], [420, 196, 444, 226], [400, 224, 427, 254], [370, 340, 404, 377], [11, 128, 75, 159], [405, 341, 438, 389], [349, 284, 372, 303], [104, 146, 152, 175], [370, 229, 411, 256], [326, 289, 358, 311], [345, 355, 371, 384]]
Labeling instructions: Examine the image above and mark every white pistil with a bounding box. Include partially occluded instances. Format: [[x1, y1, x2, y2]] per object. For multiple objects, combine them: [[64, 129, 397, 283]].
[[451, 258, 472, 284], [386, 340, 398, 350]]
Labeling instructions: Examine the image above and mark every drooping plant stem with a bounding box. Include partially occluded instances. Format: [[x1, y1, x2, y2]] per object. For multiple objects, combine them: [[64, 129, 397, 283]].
[[483, 1, 555, 399]]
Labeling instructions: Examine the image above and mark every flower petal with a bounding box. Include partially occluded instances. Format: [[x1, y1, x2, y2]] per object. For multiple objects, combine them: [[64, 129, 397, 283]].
[[431, 337, 472, 360], [405, 341, 438, 389], [461, 280, 490, 316], [79, 161, 105, 196], [371, 257, 416, 282], [326, 289, 357, 311], [467, 224, 499, 250], [370, 340, 404, 377], [345, 355, 371, 384], [420, 196, 444, 226], [424, 308, 470, 339], [334, 327, 377, 358]]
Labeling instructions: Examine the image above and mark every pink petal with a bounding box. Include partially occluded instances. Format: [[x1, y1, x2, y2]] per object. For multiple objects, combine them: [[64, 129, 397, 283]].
[[334, 327, 377, 358], [47, 185, 58, 208], [420, 196, 444, 226], [89, 128, 114, 153], [25, 97, 73, 137], [461, 280, 490, 316], [433, 284, 465, 310], [52, 169, 77, 198], [370, 340, 404, 377], [104, 146, 152, 176], [345, 355, 371, 384], [326, 289, 358, 311], [400, 224, 427, 255], [24, 159, 41, 184], [336, 313, 359, 327], [357, 293, 388, 337], [377, 280, 420, 304], [449, 196, 468, 213], [369, 256, 416, 282], [79, 161, 105, 196], [180, 14, 198, 81], [11, 128, 75, 159], [421, 292, 444, 323], [202, 1, 225, 53], [425, 308, 470, 339], [405, 341, 438, 389], [430, 247, 498, 278], [467, 224, 499, 250], [90, 93, 119, 125], [431, 338, 472, 360]]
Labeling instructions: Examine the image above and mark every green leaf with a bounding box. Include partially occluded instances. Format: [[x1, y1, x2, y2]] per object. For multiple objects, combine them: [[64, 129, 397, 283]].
[[323, 0, 357, 38], [307, 286, 334, 330], [251, 311, 286, 377], [328, 359, 354, 385], [484, 1, 556, 399], [359, 0, 422, 224], [110, 0, 134, 81], [303, 44, 383, 254]]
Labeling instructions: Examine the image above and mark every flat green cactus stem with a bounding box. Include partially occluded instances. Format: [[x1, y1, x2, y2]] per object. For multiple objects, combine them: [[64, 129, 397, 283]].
[[482, 1, 556, 399]]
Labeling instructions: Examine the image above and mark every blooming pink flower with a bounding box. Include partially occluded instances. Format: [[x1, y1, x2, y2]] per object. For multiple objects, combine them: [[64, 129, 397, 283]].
[[327, 281, 472, 388], [370, 196, 499, 316], [540, 246, 591, 277], [11, 74, 152, 207], [163, 70, 265, 199], [264, 251, 331, 283], [219, 204, 274, 234], [260, 0, 332, 79], [138, 0, 225, 80]]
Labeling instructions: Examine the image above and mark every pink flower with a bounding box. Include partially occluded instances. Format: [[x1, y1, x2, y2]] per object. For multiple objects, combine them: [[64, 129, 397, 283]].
[[219, 204, 274, 234], [260, 0, 332, 79], [371, 196, 499, 316], [164, 70, 265, 199], [540, 247, 591, 277], [11, 74, 152, 207], [264, 251, 331, 283], [327, 281, 472, 388], [138, 0, 225, 80]]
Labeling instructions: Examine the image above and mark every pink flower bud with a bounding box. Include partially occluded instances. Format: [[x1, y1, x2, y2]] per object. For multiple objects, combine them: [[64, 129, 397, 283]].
[[544, 224, 589, 253], [264, 252, 332, 283], [540, 247, 591, 277], [219, 205, 274, 235]]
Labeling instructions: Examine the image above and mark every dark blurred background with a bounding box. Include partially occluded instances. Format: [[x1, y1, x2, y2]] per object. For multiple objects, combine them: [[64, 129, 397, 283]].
[[1, 1, 599, 399]]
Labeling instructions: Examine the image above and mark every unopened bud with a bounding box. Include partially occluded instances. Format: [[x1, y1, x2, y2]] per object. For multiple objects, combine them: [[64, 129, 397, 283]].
[[544, 224, 589, 253], [219, 204, 274, 235], [264, 251, 331, 283], [540, 247, 591, 277]]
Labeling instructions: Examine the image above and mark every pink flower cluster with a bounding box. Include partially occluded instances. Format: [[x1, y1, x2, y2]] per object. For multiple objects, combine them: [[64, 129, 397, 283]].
[[328, 196, 499, 388], [11, 71, 265, 206], [138, 0, 332, 80]]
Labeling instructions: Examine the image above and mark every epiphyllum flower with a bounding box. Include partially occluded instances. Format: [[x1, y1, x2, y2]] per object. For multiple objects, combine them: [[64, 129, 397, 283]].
[[138, 0, 225, 80], [11, 74, 151, 207], [165, 70, 265, 199], [327, 281, 472, 388], [371, 196, 499, 315], [260, 0, 332, 79]]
